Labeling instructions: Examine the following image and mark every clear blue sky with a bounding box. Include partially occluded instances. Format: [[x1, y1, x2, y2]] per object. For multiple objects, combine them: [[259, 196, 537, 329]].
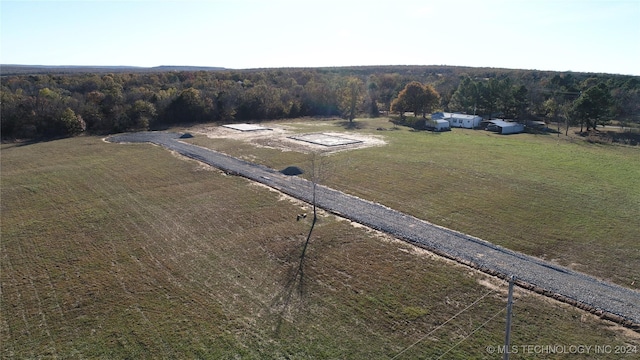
[[2, 0, 639, 75]]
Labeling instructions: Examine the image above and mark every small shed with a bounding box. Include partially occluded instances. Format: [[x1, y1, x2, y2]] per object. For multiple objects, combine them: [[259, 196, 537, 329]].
[[432, 112, 483, 129], [485, 120, 524, 135], [425, 119, 451, 132]]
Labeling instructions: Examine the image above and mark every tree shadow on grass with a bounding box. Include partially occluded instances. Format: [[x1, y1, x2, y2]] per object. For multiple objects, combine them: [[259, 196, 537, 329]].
[[336, 120, 366, 130], [527, 128, 555, 136], [1, 135, 67, 147], [271, 215, 317, 337]]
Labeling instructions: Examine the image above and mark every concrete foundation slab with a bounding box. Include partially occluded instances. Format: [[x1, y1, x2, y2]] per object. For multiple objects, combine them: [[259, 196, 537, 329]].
[[289, 133, 363, 147], [222, 123, 271, 132]]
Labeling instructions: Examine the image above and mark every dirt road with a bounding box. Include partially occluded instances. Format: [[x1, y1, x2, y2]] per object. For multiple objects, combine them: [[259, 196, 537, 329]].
[[108, 131, 640, 327]]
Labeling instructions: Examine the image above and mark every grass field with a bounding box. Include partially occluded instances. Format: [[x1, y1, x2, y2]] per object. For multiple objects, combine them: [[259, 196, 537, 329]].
[[2, 131, 639, 358], [187, 117, 640, 291]]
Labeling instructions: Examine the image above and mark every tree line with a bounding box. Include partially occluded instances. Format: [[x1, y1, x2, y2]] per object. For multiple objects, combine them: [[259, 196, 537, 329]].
[[1, 66, 638, 140]]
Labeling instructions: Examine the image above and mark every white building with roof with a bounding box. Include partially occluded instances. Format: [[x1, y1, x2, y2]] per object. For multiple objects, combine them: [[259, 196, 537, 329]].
[[485, 120, 525, 134], [425, 119, 451, 132], [432, 112, 483, 129]]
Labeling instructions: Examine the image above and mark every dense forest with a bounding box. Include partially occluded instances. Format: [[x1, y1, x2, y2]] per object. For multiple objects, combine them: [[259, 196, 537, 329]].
[[1, 65, 638, 140]]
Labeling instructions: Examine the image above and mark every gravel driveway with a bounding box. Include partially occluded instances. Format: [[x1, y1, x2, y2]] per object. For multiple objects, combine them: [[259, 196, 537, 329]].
[[108, 131, 640, 327]]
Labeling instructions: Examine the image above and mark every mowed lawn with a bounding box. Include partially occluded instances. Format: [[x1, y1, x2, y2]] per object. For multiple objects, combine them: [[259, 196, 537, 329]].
[[2, 134, 639, 358], [187, 117, 640, 290]]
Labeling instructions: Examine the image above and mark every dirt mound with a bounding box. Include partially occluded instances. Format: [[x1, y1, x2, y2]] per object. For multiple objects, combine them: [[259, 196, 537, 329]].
[[280, 166, 304, 176]]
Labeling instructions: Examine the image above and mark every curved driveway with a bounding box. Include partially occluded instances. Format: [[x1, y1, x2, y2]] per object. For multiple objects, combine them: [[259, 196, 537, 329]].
[[108, 132, 640, 327]]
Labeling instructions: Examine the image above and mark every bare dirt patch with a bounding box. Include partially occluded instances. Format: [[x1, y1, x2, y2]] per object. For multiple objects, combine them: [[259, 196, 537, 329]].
[[190, 124, 386, 154]]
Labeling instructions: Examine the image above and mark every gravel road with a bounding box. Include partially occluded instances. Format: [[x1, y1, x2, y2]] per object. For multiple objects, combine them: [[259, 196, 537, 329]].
[[108, 131, 640, 327]]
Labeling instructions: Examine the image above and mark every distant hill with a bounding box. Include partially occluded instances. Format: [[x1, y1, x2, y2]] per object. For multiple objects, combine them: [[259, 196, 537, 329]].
[[0, 64, 227, 75], [150, 65, 227, 72], [3, 63, 628, 78]]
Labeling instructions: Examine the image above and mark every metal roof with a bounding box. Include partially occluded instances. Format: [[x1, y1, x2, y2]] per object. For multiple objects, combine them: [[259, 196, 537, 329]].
[[488, 120, 520, 127], [441, 112, 482, 120]]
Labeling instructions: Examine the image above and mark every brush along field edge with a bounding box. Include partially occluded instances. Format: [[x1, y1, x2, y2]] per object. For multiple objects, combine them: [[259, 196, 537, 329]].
[[108, 132, 640, 328]]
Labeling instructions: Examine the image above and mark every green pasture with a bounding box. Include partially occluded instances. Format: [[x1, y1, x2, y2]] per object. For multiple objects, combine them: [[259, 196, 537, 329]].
[[1, 127, 638, 358]]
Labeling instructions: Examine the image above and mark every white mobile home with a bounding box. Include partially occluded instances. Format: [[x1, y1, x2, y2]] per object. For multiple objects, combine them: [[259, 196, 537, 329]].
[[432, 112, 482, 129]]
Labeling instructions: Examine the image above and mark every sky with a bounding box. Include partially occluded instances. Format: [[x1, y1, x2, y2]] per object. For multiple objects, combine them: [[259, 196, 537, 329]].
[[1, 0, 639, 75]]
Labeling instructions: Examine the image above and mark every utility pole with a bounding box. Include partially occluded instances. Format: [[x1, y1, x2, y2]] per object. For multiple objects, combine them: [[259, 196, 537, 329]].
[[503, 275, 515, 360]]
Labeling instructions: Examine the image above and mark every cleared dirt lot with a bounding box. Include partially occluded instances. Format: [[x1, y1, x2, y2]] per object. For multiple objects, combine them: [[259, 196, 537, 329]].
[[190, 123, 387, 153]]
